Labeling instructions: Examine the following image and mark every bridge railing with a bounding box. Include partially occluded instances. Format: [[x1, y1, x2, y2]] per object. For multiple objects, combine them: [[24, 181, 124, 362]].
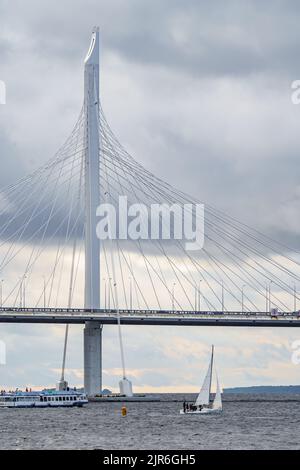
[[0, 306, 299, 319]]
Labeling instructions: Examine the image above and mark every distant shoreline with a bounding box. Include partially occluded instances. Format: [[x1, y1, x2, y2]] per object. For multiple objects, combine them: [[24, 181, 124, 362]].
[[224, 385, 300, 394]]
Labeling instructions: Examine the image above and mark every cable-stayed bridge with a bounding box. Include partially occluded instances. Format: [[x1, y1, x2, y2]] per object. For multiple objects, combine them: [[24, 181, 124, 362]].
[[1, 28, 300, 395]]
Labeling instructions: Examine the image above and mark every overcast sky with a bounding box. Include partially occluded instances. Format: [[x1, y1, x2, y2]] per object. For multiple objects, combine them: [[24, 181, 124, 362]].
[[0, 0, 300, 391]]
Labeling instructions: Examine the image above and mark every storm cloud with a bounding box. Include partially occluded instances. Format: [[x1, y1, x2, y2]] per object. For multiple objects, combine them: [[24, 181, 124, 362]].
[[0, 0, 300, 390]]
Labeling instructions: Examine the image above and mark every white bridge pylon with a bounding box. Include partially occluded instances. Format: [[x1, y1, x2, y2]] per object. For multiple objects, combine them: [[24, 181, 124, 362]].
[[83, 28, 102, 396]]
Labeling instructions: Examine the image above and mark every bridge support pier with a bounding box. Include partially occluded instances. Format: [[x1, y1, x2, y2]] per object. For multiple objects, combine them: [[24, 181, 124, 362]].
[[83, 28, 101, 397], [84, 321, 102, 396]]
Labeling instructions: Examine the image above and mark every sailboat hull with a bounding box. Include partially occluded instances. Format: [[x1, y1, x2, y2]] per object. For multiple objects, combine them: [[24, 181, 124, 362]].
[[180, 408, 222, 415]]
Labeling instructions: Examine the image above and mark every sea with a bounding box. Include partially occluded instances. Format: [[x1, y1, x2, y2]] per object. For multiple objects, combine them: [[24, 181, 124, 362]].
[[0, 393, 299, 450]]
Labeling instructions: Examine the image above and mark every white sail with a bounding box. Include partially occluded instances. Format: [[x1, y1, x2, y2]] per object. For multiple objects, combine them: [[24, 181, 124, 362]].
[[212, 374, 222, 410], [195, 346, 214, 406]]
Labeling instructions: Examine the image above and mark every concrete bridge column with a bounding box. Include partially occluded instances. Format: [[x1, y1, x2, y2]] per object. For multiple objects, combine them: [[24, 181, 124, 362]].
[[83, 28, 101, 397], [84, 322, 102, 396]]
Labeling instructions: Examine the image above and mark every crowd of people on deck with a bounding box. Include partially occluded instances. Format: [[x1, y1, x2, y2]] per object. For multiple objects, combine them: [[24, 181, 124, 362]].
[[182, 401, 203, 413], [0, 387, 32, 395]]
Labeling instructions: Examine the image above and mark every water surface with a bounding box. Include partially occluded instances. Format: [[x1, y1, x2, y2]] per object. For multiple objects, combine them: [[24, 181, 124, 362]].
[[0, 393, 299, 449]]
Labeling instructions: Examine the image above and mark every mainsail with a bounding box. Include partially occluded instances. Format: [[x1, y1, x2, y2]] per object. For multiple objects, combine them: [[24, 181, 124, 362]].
[[212, 374, 222, 410], [195, 345, 214, 406]]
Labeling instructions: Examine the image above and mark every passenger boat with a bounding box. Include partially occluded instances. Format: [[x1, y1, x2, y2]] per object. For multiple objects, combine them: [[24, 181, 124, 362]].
[[0, 389, 88, 408], [180, 345, 222, 415]]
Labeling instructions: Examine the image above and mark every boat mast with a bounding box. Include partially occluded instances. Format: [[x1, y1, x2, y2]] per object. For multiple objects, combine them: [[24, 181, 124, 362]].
[[208, 344, 214, 400]]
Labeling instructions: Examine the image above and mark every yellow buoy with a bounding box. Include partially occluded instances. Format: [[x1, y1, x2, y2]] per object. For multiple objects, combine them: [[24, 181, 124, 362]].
[[121, 406, 127, 416]]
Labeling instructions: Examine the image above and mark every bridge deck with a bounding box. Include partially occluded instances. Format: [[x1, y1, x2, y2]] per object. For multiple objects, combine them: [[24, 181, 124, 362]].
[[0, 308, 299, 327]]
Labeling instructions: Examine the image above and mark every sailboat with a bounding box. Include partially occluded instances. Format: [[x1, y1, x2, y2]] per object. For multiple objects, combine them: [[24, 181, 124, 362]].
[[180, 345, 222, 415]]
